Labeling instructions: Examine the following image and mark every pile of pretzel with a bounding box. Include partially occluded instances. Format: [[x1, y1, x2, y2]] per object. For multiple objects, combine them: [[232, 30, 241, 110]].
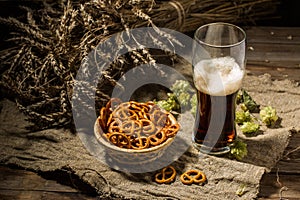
[[98, 99, 180, 150]]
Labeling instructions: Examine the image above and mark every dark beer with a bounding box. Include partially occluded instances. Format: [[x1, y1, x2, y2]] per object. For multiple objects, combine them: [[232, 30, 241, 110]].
[[193, 90, 237, 154], [192, 56, 244, 154]]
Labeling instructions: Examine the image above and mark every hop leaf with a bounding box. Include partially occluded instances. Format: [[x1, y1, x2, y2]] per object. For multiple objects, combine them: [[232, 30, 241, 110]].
[[229, 140, 248, 161], [240, 121, 260, 134], [235, 110, 251, 125], [260, 106, 278, 126], [239, 89, 260, 113]]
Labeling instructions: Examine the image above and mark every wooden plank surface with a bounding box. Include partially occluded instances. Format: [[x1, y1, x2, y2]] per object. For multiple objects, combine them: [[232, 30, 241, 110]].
[[273, 130, 300, 174], [246, 26, 300, 81], [0, 166, 96, 200], [259, 173, 300, 200], [0, 26, 299, 199]]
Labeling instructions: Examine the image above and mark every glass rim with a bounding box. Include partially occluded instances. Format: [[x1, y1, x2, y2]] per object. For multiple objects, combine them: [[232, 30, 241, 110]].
[[194, 22, 246, 48]]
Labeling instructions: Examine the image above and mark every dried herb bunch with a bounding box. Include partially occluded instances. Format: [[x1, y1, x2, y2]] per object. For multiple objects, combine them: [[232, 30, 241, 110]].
[[0, 0, 278, 130]]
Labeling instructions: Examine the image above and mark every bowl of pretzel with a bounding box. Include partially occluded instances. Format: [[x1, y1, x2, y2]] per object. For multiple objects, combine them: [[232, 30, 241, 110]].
[[94, 98, 180, 164]]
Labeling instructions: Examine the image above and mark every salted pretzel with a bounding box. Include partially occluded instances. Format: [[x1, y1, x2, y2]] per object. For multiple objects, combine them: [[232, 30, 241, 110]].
[[154, 166, 176, 184], [180, 169, 206, 185]]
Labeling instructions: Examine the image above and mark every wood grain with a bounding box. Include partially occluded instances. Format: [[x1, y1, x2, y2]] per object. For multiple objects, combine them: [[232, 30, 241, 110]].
[[272, 130, 300, 174], [0, 166, 96, 200], [246, 26, 300, 81], [259, 173, 300, 199]]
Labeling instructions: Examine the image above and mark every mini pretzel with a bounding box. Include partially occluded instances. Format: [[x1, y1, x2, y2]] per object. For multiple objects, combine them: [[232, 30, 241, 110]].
[[113, 107, 138, 121], [138, 109, 151, 120], [180, 169, 206, 185], [154, 166, 176, 184], [108, 120, 122, 133], [152, 109, 168, 127], [149, 130, 167, 146], [130, 101, 149, 112], [140, 119, 156, 135], [108, 132, 131, 149], [131, 136, 149, 150], [164, 124, 180, 138], [121, 120, 142, 136]]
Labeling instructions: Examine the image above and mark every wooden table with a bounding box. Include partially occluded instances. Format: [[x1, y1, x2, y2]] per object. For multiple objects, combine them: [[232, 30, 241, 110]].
[[0, 26, 300, 200]]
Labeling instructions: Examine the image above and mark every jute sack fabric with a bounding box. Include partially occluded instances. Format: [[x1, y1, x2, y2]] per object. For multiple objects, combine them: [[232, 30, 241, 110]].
[[0, 74, 299, 199]]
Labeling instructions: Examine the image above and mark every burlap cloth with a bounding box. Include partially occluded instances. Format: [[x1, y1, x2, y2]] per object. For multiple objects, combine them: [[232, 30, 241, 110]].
[[0, 74, 299, 199]]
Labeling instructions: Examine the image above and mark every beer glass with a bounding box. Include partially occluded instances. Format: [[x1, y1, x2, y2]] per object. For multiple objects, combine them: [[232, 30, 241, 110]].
[[192, 22, 246, 155]]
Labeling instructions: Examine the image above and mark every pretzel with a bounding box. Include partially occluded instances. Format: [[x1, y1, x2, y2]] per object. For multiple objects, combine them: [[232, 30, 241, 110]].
[[149, 130, 167, 146], [131, 136, 150, 150], [108, 132, 131, 149], [164, 123, 180, 138], [138, 111, 151, 120], [140, 119, 156, 135], [98, 99, 180, 150], [151, 109, 169, 127], [154, 166, 176, 184], [130, 101, 150, 112], [113, 107, 138, 121], [121, 120, 142, 136], [180, 169, 206, 185], [108, 120, 122, 133]]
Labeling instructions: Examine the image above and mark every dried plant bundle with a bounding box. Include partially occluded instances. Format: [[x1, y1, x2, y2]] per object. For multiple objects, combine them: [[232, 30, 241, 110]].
[[0, 0, 279, 130]]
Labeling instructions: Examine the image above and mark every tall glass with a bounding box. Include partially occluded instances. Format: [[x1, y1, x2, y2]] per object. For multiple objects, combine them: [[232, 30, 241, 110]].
[[192, 22, 246, 155]]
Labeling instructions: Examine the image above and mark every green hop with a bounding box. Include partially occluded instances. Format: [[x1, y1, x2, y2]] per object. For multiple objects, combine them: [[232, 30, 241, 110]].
[[235, 110, 251, 125], [190, 93, 197, 116], [170, 80, 192, 95], [236, 91, 243, 104], [240, 103, 248, 112], [155, 100, 172, 111], [260, 106, 278, 126], [155, 93, 179, 111], [229, 140, 248, 161], [240, 122, 260, 134], [177, 92, 190, 107]]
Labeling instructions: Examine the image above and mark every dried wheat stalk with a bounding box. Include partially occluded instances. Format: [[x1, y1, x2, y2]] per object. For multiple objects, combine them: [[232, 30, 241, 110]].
[[0, 0, 279, 130]]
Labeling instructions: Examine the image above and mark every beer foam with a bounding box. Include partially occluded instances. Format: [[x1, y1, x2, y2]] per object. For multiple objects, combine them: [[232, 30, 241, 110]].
[[193, 57, 244, 96]]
